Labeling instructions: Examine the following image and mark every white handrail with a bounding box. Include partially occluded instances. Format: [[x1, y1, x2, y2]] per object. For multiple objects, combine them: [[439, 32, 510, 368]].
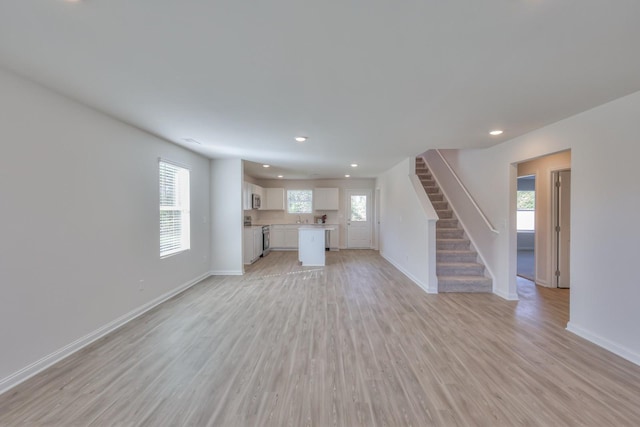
[[431, 149, 499, 234]]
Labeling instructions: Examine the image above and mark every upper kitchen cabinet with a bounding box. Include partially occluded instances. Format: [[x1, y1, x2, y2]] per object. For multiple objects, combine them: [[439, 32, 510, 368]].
[[243, 182, 264, 210], [263, 187, 285, 210], [314, 188, 339, 210]]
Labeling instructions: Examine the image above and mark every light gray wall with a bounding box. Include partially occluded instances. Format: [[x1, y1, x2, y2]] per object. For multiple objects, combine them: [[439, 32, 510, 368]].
[[439, 90, 640, 365], [0, 68, 211, 390], [376, 158, 437, 293], [210, 158, 244, 274]]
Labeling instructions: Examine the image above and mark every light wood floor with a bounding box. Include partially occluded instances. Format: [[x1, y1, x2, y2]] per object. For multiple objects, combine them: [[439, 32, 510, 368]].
[[1, 250, 639, 426]]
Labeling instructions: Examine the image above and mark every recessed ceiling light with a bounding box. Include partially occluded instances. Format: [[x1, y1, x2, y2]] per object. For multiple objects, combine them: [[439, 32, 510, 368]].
[[345, 174, 351, 178], [350, 163, 358, 168], [295, 136, 308, 142], [489, 130, 504, 136], [277, 175, 283, 178], [263, 164, 270, 168]]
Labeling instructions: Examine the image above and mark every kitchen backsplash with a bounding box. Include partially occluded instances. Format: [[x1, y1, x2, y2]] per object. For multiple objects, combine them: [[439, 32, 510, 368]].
[[248, 209, 340, 224]]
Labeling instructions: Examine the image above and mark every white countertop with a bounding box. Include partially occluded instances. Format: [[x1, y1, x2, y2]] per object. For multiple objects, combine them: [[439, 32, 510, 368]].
[[255, 222, 339, 226], [298, 225, 336, 230]]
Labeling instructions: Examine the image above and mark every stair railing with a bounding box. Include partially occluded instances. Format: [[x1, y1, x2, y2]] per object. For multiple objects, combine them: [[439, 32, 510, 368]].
[[424, 150, 498, 234]]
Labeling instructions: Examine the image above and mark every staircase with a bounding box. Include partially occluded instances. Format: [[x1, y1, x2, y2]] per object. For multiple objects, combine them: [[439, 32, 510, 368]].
[[416, 157, 492, 293]]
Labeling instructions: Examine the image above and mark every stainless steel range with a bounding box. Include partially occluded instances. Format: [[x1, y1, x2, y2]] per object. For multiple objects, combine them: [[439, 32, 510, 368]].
[[261, 225, 270, 256]]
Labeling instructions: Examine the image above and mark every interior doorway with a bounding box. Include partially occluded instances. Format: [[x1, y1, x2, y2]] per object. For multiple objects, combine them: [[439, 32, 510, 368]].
[[515, 150, 571, 290], [517, 175, 536, 281]]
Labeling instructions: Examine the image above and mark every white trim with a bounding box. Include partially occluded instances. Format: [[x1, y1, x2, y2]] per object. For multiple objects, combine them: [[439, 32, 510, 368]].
[[493, 288, 519, 301], [567, 322, 640, 367], [536, 278, 551, 287], [0, 272, 210, 396], [380, 251, 438, 294], [210, 270, 243, 276]]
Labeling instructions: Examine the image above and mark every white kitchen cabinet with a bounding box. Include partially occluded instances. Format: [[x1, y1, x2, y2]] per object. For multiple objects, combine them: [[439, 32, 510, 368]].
[[251, 184, 264, 199], [298, 227, 328, 266], [284, 228, 299, 248], [271, 227, 285, 248], [263, 188, 285, 210], [327, 227, 339, 250], [314, 188, 339, 210], [253, 228, 263, 259], [243, 227, 263, 264], [270, 224, 299, 249]]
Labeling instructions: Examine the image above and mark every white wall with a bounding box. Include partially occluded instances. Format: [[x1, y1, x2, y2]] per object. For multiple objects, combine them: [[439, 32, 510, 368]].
[[0, 68, 212, 392], [253, 178, 376, 248], [440, 90, 640, 364], [376, 158, 438, 293], [210, 158, 244, 274]]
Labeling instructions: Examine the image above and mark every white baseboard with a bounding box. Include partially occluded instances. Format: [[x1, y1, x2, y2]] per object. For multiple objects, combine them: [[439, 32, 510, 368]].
[[536, 279, 551, 287], [210, 270, 243, 276], [380, 251, 437, 294], [566, 322, 640, 367], [493, 288, 519, 301], [0, 272, 210, 396]]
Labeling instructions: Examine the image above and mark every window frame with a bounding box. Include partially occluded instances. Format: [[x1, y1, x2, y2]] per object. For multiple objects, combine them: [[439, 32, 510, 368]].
[[159, 159, 191, 258]]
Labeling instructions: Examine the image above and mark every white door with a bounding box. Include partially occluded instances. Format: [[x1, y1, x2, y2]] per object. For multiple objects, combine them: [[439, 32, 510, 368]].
[[346, 189, 372, 248]]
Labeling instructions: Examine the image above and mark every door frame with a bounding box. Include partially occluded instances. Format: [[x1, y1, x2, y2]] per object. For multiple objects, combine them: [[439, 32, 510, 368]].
[[551, 168, 571, 288]]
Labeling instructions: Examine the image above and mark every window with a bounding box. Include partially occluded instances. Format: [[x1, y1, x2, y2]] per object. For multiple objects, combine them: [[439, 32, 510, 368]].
[[350, 195, 367, 221], [287, 189, 312, 214], [159, 160, 190, 257], [517, 190, 535, 231]]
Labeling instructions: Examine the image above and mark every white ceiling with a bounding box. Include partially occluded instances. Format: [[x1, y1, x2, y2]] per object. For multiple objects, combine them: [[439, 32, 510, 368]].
[[2, 1, 640, 179]]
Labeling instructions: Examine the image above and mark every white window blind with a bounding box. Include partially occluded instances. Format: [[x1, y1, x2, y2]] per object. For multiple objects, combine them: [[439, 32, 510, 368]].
[[159, 160, 191, 257]]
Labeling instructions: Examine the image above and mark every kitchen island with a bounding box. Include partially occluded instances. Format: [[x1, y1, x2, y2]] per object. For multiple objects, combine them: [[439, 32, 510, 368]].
[[298, 225, 335, 266]]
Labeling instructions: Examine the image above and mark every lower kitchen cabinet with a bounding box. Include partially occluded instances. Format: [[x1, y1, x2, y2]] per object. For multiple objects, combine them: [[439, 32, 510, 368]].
[[284, 228, 298, 248], [271, 228, 285, 248], [270, 225, 299, 249], [270, 224, 340, 250], [243, 227, 263, 264]]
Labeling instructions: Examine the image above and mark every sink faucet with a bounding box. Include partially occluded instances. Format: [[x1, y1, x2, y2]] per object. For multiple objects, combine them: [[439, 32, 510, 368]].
[[297, 215, 301, 224]]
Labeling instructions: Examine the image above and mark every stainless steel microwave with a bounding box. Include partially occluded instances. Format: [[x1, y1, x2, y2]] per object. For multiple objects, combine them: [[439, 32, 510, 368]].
[[252, 194, 261, 209]]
